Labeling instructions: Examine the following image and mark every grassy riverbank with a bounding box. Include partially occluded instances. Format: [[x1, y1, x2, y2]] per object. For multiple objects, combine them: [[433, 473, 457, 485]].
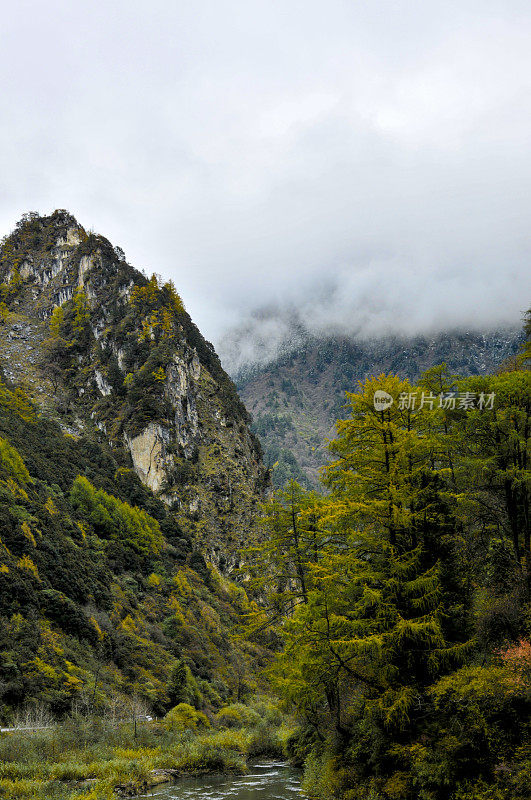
[[0, 704, 294, 799]]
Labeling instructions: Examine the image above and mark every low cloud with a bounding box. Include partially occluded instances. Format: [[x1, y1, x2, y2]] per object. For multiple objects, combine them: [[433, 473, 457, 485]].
[[0, 1, 529, 356]]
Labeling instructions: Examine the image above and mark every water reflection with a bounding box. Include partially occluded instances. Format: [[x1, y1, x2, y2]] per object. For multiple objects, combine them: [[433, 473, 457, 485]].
[[139, 761, 306, 799]]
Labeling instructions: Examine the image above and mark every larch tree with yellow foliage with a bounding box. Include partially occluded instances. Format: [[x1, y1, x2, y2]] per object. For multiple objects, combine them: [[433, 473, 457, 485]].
[[271, 375, 471, 798]]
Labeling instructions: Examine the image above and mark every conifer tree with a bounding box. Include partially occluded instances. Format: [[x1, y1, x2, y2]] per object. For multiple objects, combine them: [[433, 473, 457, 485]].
[[272, 375, 471, 794], [72, 289, 90, 341], [243, 480, 323, 631], [455, 370, 531, 570], [167, 659, 189, 706]]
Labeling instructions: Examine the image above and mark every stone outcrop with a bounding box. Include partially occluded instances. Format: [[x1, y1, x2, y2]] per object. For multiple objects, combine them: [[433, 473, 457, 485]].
[[125, 423, 172, 493]]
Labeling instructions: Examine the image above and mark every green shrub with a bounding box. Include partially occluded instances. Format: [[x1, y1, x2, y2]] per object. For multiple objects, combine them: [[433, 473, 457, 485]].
[[215, 703, 261, 729], [163, 703, 210, 732], [246, 722, 284, 758]]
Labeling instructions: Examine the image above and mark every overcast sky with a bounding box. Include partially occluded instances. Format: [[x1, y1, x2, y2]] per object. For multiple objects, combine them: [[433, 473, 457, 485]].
[[1, 0, 530, 354]]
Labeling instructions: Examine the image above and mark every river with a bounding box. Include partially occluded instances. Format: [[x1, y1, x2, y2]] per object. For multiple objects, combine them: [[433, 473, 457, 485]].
[[137, 761, 306, 799]]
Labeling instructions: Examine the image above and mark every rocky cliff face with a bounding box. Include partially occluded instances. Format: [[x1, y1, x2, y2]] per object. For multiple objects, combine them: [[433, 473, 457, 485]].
[[0, 210, 268, 570]]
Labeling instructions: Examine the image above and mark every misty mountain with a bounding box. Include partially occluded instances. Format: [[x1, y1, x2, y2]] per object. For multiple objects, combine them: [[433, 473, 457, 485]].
[[234, 326, 524, 487]]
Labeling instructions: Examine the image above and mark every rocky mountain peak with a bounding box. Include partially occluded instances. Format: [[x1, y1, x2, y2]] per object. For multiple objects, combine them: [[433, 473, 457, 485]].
[[0, 211, 268, 571], [0, 210, 130, 319]]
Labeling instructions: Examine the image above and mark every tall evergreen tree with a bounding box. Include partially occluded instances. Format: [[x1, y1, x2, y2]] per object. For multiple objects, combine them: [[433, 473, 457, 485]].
[[455, 371, 531, 570], [272, 375, 471, 798], [243, 480, 323, 632]]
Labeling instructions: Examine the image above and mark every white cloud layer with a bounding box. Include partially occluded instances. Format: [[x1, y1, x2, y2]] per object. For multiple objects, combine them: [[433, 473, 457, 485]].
[[0, 0, 530, 348]]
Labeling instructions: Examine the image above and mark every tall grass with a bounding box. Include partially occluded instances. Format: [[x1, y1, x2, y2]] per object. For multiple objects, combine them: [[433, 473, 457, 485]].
[[0, 705, 294, 800]]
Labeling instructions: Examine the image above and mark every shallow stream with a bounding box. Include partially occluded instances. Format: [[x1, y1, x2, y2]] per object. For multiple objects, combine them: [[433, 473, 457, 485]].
[[138, 761, 305, 799]]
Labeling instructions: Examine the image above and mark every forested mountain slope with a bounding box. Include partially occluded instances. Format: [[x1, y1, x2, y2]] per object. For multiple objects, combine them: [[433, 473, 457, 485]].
[[0, 211, 272, 721], [235, 328, 523, 486]]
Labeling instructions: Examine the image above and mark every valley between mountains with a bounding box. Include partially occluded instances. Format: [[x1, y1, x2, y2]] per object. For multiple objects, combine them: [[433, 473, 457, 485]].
[[0, 211, 529, 800]]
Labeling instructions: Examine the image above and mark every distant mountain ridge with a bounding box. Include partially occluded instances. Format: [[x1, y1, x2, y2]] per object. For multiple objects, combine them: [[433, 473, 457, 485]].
[[234, 327, 524, 487]]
